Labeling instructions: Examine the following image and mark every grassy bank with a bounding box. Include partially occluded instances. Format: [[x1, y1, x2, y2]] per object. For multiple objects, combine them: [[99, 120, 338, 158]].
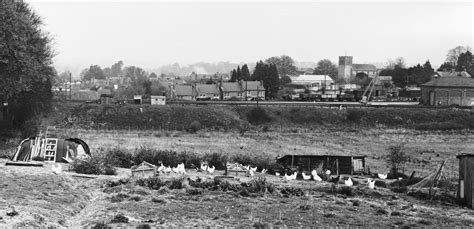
[[52, 103, 474, 131]]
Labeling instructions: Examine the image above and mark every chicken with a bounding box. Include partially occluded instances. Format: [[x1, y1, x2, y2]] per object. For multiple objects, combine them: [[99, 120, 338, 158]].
[[378, 173, 388, 179], [163, 166, 172, 173], [52, 163, 62, 174], [330, 175, 340, 183], [275, 172, 280, 176], [250, 166, 258, 173], [157, 162, 165, 173], [244, 165, 250, 171], [368, 178, 375, 189], [207, 165, 215, 174], [171, 166, 179, 173], [284, 173, 293, 181], [291, 171, 297, 180], [302, 172, 311, 180], [249, 169, 255, 177], [200, 163, 208, 172], [325, 170, 331, 176], [311, 170, 322, 182], [344, 177, 353, 187], [261, 169, 267, 174], [177, 163, 186, 174]]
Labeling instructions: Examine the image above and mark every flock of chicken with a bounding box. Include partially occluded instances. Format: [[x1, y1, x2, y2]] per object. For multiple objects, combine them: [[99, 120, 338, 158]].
[[153, 161, 388, 190]]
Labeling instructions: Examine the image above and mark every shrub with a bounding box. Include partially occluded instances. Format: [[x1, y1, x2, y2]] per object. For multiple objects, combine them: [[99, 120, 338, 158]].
[[246, 177, 275, 193], [262, 125, 270, 132], [338, 186, 354, 196], [110, 214, 129, 223], [246, 107, 271, 125], [280, 187, 304, 196], [135, 177, 166, 190], [347, 109, 366, 123], [107, 148, 133, 168], [110, 193, 129, 203], [202, 152, 228, 170], [188, 121, 202, 133], [414, 122, 467, 131], [168, 176, 186, 189], [91, 222, 112, 229], [71, 157, 117, 175], [386, 144, 410, 175]]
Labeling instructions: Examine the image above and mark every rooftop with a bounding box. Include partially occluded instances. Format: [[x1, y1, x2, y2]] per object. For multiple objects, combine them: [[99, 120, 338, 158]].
[[175, 85, 195, 96], [221, 82, 242, 92], [242, 81, 264, 91], [421, 76, 474, 88], [195, 84, 219, 94], [352, 64, 377, 71]]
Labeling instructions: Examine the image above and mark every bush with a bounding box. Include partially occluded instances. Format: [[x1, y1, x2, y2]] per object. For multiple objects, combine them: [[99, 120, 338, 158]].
[[188, 121, 202, 133], [386, 144, 410, 175], [202, 152, 228, 170], [71, 157, 117, 175], [414, 122, 467, 131], [246, 177, 275, 193], [135, 177, 166, 190], [110, 214, 129, 223], [347, 109, 366, 123], [107, 148, 133, 168], [338, 186, 354, 196], [246, 107, 271, 125], [91, 222, 112, 229], [280, 187, 304, 196]]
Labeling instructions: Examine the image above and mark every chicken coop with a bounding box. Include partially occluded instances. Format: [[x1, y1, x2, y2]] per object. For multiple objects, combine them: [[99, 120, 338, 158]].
[[277, 154, 366, 175], [457, 154, 474, 209]]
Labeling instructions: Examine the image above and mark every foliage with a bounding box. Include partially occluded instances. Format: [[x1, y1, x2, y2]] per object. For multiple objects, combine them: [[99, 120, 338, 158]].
[[230, 64, 251, 82], [347, 109, 367, 122], [135, 177, 167, 190], [106, 147, 133, 168], [246, 177, 275, 193], [252, 61, 280, 99], [246, 107, 271, 125], [187, 121, 202, 133], [280, 75, 292, 85], [81, 65, 106, 81], [445, 45, 471, 66], [0, 1, 56, 128], [71, 157, 117, 175], [110, 214, 129, 223], [313, 59, 338, 78], [379, 60, 433, 87], [386, 145, 410, 174], [455, 51, 473, 76], [265, 55, 297, 78], [280, 186, 304, 196]]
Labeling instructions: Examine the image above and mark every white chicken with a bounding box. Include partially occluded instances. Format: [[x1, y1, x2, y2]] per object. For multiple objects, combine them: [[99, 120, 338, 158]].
[[163, 166, 172, 173], [302, 172, 311, 180], [157, 162, 165, 173], [244, 165, 250, 171], [177, 163, 186, 174], [325, 170, 331, 176], [344, 177, 353, 187], [200, 163, 208, 172], [207, 165, 215, 174], [275, 172, 280, 176], [249, 169, 255, 177], [171, 166, 179, 173], [378, 173, 388, 179], [284, 171, 297, 181], [261, 169, 267, 174], [250, 166, 258, 173], [368, 178, 375, 189], [311, 170, 322, 182], [52, 163, 62, 174]]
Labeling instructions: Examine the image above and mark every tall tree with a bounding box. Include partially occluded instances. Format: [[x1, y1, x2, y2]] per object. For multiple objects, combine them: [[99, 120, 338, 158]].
[[0, 1, 55, 127], [446, 46, 472, 66], [236, 66, 242, 81], [455, 51, 473, 75], [266, 64, 280, 99], [230, 69, 237, 82], [265, 55, 297, 78], [313, 59, 338, 78], [82, 65, 106, 81], [437, 62, 455, 71], [241, 64, 251, 81], [111, 60, 124, 78]]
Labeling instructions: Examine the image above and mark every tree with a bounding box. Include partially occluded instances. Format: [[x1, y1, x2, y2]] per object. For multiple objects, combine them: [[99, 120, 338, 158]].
[[81, 65, 106, 81], [280, 75, 292, 85], [230, 69, 237, 82], [0, 1, 55, 127], [236, 66, 242, 81], [110, 60, 124, 78], [265, 55, 297, 78], [455, 51, 473, 75], [149, 72, 158, 79], [446, 46, 472, 66], [241, 64, 251, 81], [313, 59, 338, 78], [57, 71, 71, 84], [437, 62, 455, 71], [251, 61, 280, 99]]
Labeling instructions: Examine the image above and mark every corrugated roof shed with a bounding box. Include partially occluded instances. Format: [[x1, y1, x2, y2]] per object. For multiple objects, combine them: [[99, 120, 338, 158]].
[[421, 77, 474, 88], [352, 64, 377, 71], [195, 84, 219, 94], [221, 82, 242, 92]]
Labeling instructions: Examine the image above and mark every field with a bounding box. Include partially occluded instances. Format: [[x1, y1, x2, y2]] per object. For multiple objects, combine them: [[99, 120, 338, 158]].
[[1, 103, 473, 227], [1, 126, 474, 227]]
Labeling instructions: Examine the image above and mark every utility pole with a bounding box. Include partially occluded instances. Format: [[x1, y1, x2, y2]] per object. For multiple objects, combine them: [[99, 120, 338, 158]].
[[69, 72, 72, 101]]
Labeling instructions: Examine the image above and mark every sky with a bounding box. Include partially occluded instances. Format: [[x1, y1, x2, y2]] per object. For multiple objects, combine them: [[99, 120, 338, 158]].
[[28, 0, 473, 73]]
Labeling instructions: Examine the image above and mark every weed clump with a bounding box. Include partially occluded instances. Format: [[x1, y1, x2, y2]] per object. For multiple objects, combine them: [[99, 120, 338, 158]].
[[246, 107, 271, 125], [110, 214, 129, 223], [188, 121, 202, 133], [71, 157, 117, 175]]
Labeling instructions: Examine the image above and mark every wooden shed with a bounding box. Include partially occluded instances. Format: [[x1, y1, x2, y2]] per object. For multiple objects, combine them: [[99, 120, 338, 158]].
[[131, 161, 157, 178], [277, 154, 366, 175], [457, 154, 474, 208]]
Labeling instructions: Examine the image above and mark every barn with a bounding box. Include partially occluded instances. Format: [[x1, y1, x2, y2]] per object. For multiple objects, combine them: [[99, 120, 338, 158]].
[[277, 155, 366, 175], [420, 76, 474, 106]]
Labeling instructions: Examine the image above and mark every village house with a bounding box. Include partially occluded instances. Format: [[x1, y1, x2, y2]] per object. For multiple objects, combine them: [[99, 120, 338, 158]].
[[173, 84, 196, 101], [242, 81, 265, 100], [220, 82, 243, 100], [195, 84, 220, 101]]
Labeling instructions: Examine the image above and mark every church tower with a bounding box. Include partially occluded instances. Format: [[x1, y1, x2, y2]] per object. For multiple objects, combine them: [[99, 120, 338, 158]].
[[338, 56, 353, 82]]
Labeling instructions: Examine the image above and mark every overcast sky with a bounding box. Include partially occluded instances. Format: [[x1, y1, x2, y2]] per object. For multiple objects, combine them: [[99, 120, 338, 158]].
[[28, 0, 473, 71]]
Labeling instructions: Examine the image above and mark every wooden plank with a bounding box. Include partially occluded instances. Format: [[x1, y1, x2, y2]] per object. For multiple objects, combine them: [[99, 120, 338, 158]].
[[5, 161, 44, 167]]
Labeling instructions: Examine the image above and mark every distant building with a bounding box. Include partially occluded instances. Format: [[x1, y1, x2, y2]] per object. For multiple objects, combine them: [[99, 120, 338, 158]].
[[296, 68, 314, 75], [290, 75, 334, 90], [70, 90, 99, 102], [421, 76, 474, 106], [195, 84, 220, 101], [150, 96, 166, 105], [220, 82, 243, 100], [432, 71, 472, 78], [242, 81, 265, 100], [174, 85, 196, 101], [338, 56, 378, 82]]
